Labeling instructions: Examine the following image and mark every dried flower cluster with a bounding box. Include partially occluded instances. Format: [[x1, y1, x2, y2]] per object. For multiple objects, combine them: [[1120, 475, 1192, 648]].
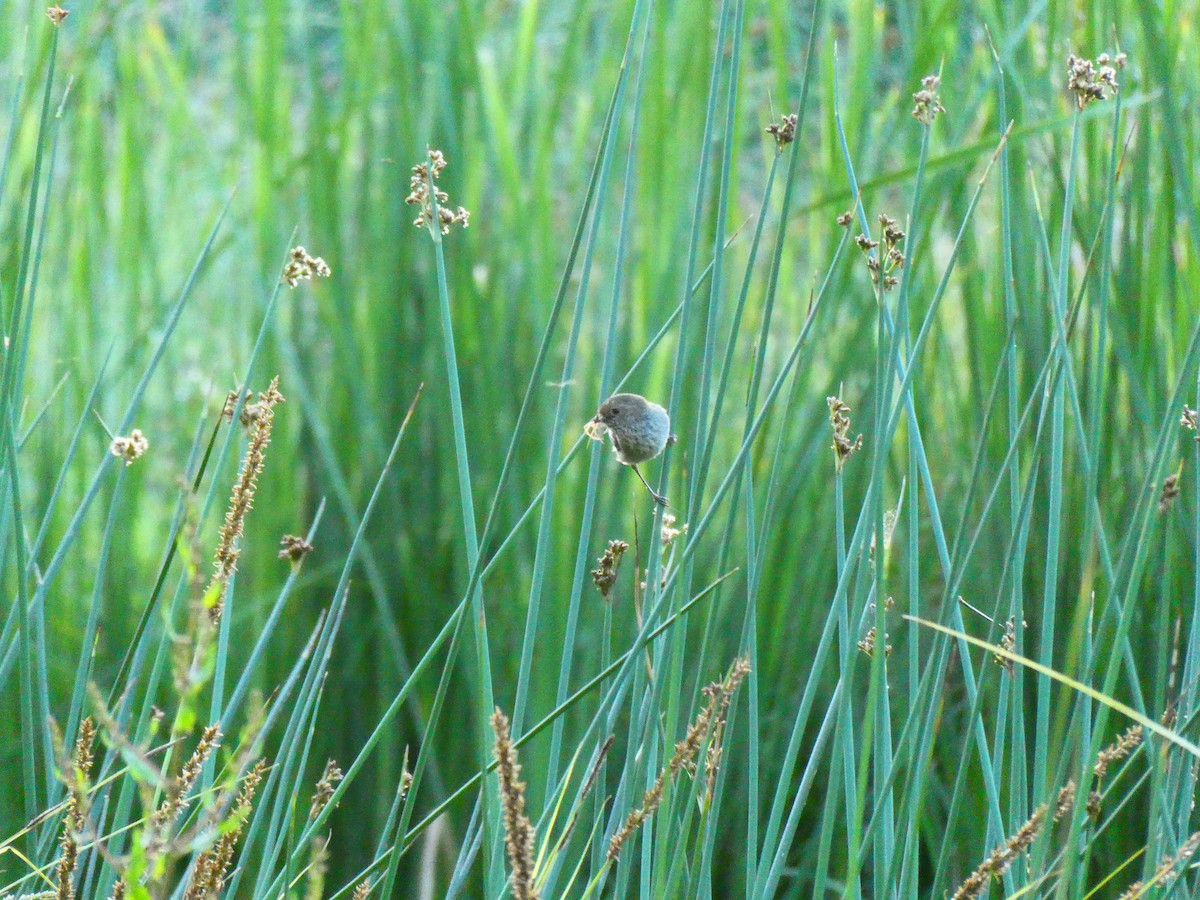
[[53, 717, 97, 900], [591, 539, 629, 598], [827, 396, 863, 471], [1159, 466, 1182, 513], [279, 533, 315, 564], [148, 725, 222, 859], [857, 626, 891, 659], [406, 149, 470, 234], [309, 759, 344, 821], [661, 512, 687, 547], [492, 708, 539, 900], [47, 5, 68, 25], [1181, 406, 1198, 437], [186, 760, 266, 899], [282, 246, 331, 288], [857, 214, 906, 292], [765, 113, 797, 149], [110, 429, 149, 465], [911, 74, 946, 124], [993, 615, 1025, 674], [836, 211, 853, 228], [1067, 52, 1126, 110], [857, 599, 894, 658], [607, 658, 750, 862], [1087, 723, 1143, 819], [1118, 831, 1200, 899], [351, 881, 373, 900], [950, 781, 1076, 899], [210, 378, 284, 623]]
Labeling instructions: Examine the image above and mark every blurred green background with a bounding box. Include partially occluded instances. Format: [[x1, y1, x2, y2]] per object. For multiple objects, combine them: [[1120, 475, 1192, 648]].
[[3, 0, 1200, 895]]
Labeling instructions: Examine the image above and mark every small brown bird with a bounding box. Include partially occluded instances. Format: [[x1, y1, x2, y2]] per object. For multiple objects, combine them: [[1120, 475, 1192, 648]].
[[585, 393, 675, 506]]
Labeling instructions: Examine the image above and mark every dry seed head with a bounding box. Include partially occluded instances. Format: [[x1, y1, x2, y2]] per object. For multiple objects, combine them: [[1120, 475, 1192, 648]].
[[152, 725, 222, 840], [309, 759, 344, 821], [856, 214, 906, 292], [994, 615, 1025, 674], [856, 626, 892, 659], [950, 780, 1074, 900], [591, 539, 629, 599], [186, 758, 266, 900], [222, 388, 251, 422], [608, 659, 749, 862], [1181, 406, 1199, 436], [764, 113, 797, 149], [1118, 830, 1200, 899], [836, 211, 853, 228], [47, 5, 68, 25], [54, 717, 97, 900], [1159, 468, 1182, 513], [911, 74, 945, 124], [1067, 52, 1124, 110], [351, 881, 372, 900], [282, 246, 331, 288], [827, 397, 863, 471], [661, 512, 687, 547], [210, 377, 284, 623], [703, 664, 747, 809], [1088, 723, 1142, 821], [491, 709, 538, 900], [1094, 724, 1143, 781], [279, 534, 315, 564], [406, 149, 470, 233], [110, 429, 149, 465]]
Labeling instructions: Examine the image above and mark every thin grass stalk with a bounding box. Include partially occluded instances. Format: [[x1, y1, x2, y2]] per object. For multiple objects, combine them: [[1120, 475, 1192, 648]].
[[253, 402, 424, 892], [0, 30, 57, 422], [989, 34, 1033, 893], [400, 571, 736, 854], [509, 0, 645, 744], [831, 123, 1018, 892], [687, 0, 743, 514], [612, 1, 737, 890], [1032, 109, 1081, 820], [868, 74, 939, 889], [421, 173, 505, 894], [834, 91, 1014, 878], [1009, 173, 1200, 847], [542, 0, 653, 843], [245, 597, 349, 897], [414, 6, 650, 884], [296, 251, 710, 885], [703, 4, 827, 887], [1184, 360, 1200, 820], [3, 27, 60, 827], [758, 681, 842, 897], [1058, 98, 1130, 900], [218, 498, 327, 730], [656, 1, 754, 890], [58, 459, 127, 803]]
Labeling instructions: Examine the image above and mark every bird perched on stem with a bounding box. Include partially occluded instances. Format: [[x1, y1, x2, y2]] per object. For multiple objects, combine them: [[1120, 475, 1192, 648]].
[[585, 393, 675, 506]]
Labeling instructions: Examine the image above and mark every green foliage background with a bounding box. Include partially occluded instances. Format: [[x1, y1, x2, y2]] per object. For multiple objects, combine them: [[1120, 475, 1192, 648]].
[[2, 0, 1200, 896]]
